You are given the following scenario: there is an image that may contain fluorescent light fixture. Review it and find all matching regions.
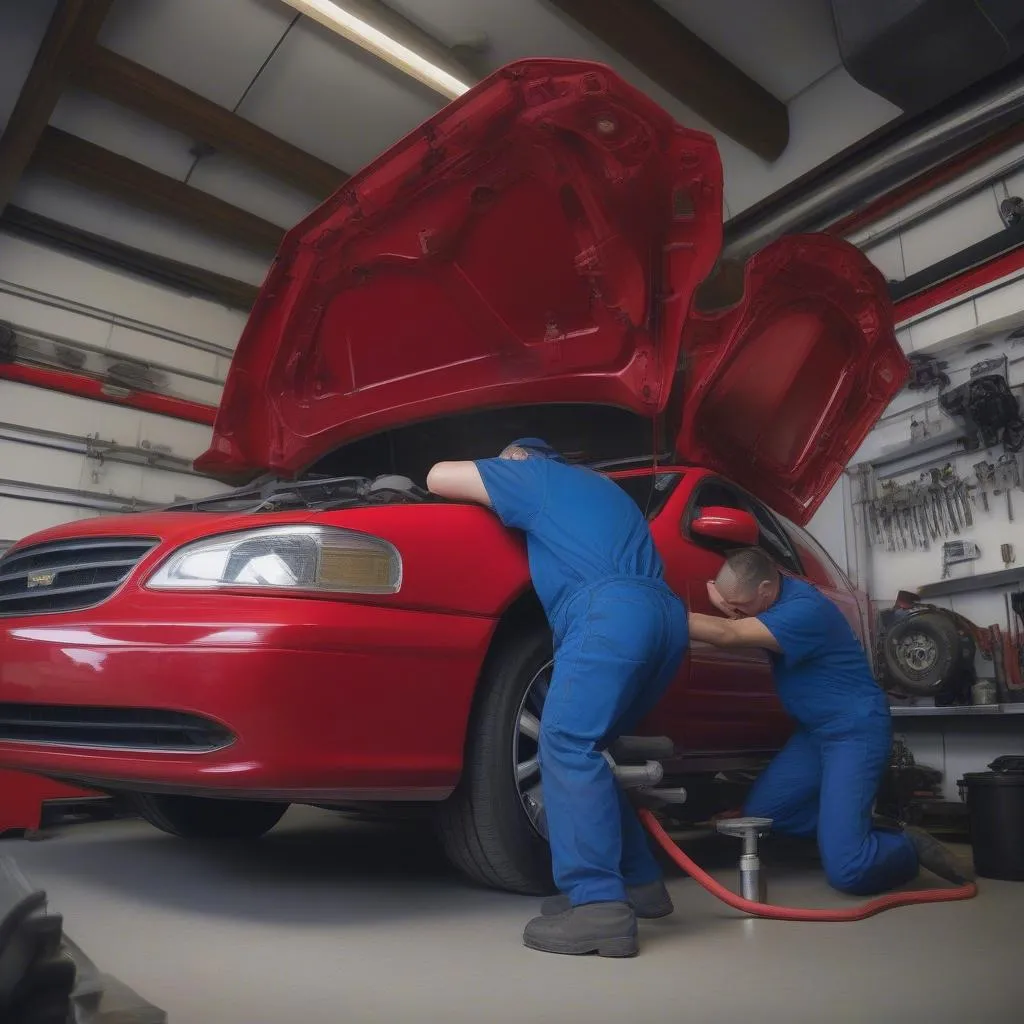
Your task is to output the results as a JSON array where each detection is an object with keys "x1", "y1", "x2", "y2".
[{"x1": 281, "y1": 0, "x2": 474, "y2": 100}]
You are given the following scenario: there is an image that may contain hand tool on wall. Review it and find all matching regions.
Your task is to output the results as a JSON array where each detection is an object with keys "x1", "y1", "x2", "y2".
[
  {"x1": 941, "y1": 540, "x2": 980, "y2": 579},
  {"x1": 1002, "y1": 543, "x2": 1016, "y2": 569},
  {"x1": 974, "y1": 460, "x2": 994, "y2": 512},
  {"x1": 994, "y1": 453, "x2": 1021, "y2": 522},
  {"x1": 940, "y1": 463, "x2": 973, "y2": 528}
]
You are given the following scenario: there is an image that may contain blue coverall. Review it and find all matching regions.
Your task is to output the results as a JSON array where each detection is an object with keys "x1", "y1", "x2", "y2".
[
  {"x1": 475, "y1": 440, "x2": 688, "y2": 907},
  {"x1": 744, "y1": 576, "x2": 919, "y2": 895}
]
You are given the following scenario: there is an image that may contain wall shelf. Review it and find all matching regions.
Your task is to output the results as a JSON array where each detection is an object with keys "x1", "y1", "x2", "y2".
[
  {"x1": 915, "y1": 566, "x2": 1024, "y2": 598},
  {"x1": 890, "y1": 702, "x2": 1024, "y2": 717}
]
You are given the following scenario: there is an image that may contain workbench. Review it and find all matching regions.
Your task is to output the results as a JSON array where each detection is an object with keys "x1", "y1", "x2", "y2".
[{"x1": 889, "y1": 701, "x2": 1024, "y2": 800}]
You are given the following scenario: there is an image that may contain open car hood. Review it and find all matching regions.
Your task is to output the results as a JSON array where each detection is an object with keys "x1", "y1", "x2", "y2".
[
  {"x1": 672, "y1": 233, "x2": 908, "y2": 524},
  {"x1": 195, "y1": 59, "x2": 724, "y2": 481},
  {"x1": 197, "y1": 59, "x2": 907, "y2": 527}
]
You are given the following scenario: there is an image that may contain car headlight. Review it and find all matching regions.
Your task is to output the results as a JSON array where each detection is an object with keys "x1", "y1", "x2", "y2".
[{"x1": 147, "y1": 526, "x2": 401, "y2": 594}]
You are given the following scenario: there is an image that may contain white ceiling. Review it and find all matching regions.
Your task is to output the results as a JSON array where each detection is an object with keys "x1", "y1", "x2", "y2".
[
  {"x1": 0, "y1": 0, "x2": 901, "y2": 287},
  {"x1": 652, "y1": 0, "x2": 841, "y2": 102}
]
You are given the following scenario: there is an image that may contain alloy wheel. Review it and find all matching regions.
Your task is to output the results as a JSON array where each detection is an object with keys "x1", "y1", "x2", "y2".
[{"x1": 512, "y1": 659, "x2": 551, "y2": 838}]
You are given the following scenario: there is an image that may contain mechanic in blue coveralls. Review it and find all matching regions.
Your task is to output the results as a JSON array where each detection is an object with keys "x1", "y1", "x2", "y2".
[
  {"x1": 427, "y1": 439, "x2": 688, "y2": 958},
  {"x1": 690, "y1": 546, "x2": 972, "y2": 895}
]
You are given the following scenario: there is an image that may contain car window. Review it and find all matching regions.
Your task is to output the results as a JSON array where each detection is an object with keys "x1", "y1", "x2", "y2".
[
  {"x1": 779, "y1": 514, "x2": 852, "y2": 591},
  {"x1": 683, "y1": 477, "x2": 803, "y2": 575},
  {"x1": 613, "y1": 472, "x2": 681, "y2": 520}
]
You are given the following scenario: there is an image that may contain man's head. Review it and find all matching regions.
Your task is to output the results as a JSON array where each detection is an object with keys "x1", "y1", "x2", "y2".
[
  {"x1": 713, "y1": 547, "x2": 780, "y2": 617},
  {"x1": 499, "y1": 437, "x2": 567, "y2": 463}
]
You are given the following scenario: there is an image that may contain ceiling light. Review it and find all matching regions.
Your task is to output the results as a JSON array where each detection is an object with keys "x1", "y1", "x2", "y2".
[{"x1": 281, "y1": 0, "x2": 473, "y2": 100}]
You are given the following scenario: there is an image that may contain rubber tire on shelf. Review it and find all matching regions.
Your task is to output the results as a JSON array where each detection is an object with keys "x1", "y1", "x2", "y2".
[
  {"x1": 435, "y1": 624, "x2": 555, "y2": 896},
  {"x1": 881, "y1": 612, "x2": 961, "y2": 696},
  {"x1": 132, "y1": 793, "x2": 288, "y2": 840}
]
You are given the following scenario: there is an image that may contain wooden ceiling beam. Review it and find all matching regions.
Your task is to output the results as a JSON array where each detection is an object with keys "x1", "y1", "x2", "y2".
[
  {"x1": 548, "y1": 0, "x2": 789, "y2": 162},
  {"x1": 72, "y1": 46, "x2": 347, "y2": 200},
  {"x1": 32, "y1": 127, "x2": 285, "y2": 254},
  {"x1": 0, "y1": 205, "x2": 259, "y2": 310},
  {"x1": 0, "y1": 0, "x2": 114, "y2": 212}
]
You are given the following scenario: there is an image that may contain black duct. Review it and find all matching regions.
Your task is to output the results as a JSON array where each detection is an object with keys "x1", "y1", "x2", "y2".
[{"x1": 832, "y1": 0, "x2": 1024, "y2": 114}]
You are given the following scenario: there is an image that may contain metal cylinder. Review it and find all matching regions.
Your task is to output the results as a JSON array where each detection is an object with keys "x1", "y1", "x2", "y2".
[
  {"x1": 723, "y1": 74, "x2": 1024, "y2": 259},
  {"x1": 739, "y1": 852, "x2": 765, "y2": 903}
]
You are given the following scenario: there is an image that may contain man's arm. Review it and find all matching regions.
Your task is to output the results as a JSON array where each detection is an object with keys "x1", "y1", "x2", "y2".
[
  {"x1": 426, "y1": 461, "x2": 492, "y2": 506},
  {"x1": 688, "y1": 612, "x2": 782, "y2": 653}
]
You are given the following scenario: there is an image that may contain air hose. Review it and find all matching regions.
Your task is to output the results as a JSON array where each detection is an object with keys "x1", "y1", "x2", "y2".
[{"x1": 638, "y1": 808, "x2": 978, "y2": 921}]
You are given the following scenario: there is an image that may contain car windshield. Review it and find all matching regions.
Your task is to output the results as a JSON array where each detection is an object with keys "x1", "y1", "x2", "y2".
[
  {"x1": 163, "y1": 476, "x2": 414, "y2": 514},
  {"x1": 613, "y1": 472, "x2": 682, "y2": 520},
  {"x1": 166, "y1": 468, "x2": 682, "y2": 518}
]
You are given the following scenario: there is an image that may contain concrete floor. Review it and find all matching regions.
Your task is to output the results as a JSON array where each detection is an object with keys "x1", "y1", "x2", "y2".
[{"x1": 3, "y1": 806, "x2": 1021, "y2": 1024}]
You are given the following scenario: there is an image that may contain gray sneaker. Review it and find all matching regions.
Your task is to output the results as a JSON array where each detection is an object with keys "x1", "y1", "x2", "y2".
[
  {"x1": 540, "y1": 879, "x2": 674, "y2": 919},
  {"x1": 904, "y1": 826, "x2": 975, "y2": 885},
  {"x1": 523, "y1": 901, "x2": 638, "y2": 957}
]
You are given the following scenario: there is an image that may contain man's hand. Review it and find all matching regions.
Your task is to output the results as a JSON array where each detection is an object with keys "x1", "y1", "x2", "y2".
[
  {"x1": 688, "y1": 611, "x2": 782, "y2": 652},
  {"x1": 707, "y1": 580, "x2": 741, "y2": 618}
]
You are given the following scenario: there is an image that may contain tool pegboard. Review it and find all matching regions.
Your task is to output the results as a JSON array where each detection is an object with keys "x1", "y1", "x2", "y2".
[{"x1": 849, "y1": 337, "x2": 1024, "y2": 606}]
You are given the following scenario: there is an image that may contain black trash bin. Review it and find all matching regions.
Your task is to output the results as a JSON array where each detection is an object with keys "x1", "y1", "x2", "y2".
[{"x1": 960, "y1": 756, "x2": 1024, "y2": 881}]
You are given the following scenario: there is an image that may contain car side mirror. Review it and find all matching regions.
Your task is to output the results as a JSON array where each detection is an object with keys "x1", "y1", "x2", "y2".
[{"x1": 691, "y1": 507, "x2": 759, "y2": 546}]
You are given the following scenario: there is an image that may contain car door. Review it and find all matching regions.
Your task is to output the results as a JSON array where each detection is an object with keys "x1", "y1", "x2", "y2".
[{"x1": 646, "y1": 473, "x2": 794, "y2": 755}]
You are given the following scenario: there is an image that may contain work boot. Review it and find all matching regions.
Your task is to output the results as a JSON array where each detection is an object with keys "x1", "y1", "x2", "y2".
[
  {"x1": 904, "y1": 826, "x2": 975, "y2": 885},
  {"x1": 523, "y1": 902, "x2": 638, "y2": 957},
  {"x1": 540, "y1": 880, "x2": 673, "y2": 919}
]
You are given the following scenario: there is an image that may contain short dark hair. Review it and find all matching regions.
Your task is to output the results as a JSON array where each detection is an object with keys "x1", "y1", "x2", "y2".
[{"x1": 723, "y1": 547, "x2": 777, "y2": 592}]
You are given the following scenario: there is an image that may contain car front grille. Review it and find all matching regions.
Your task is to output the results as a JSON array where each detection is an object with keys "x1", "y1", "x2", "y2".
[
  {"x1": 0, "y1": 537, "x2": 157, "y2": 616},
  {"x1": 0, "y1": 704, "x2": 234, "y2": 752}
]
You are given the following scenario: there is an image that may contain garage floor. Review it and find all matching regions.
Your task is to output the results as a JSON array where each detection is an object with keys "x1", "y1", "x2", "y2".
[{"x1": 4, "y1": 807, "x2": 1020, "y2": 1023}]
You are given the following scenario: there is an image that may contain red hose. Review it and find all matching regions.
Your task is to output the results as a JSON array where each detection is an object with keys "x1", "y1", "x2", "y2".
[{"x1": 639, "y1": 808, "x2": 978, "y2": 922}]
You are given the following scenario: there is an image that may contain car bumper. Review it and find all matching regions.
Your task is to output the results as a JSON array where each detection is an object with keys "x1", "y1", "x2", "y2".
[{"x1": 0, "y1": 594, "x2": 495, "y2": 802}]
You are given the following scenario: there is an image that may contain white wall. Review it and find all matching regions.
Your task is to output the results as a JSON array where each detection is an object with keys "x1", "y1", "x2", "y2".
[
  {"x1": 0, "y1": 234, "x2": 246, "y2": 545},
  {"x1": 799, "y1": 141, "x2": 1024, "y2": 603}
]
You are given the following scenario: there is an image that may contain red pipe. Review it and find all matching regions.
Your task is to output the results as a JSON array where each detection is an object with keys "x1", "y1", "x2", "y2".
[
  {"x1": 639, "y1": 808, "x2": 978, "y2": 922},
  {"x1": 0, "y1": 363, "x2": 216, "y2": 426},
  {"x1": 893, "y1": 243, "x2": 1024, "y2": 323},
  {"x1": 826, "y1": 121, "x2": 1024, "y2": 239}
]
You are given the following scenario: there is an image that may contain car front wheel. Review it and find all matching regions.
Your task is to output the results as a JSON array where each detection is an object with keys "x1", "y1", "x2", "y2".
[
  {"x1": 436, "y1": 623, "x2": 556, "y2": 895},
  {"x1": 132, "y1": 793, "x2": 289, "y2": 840}
]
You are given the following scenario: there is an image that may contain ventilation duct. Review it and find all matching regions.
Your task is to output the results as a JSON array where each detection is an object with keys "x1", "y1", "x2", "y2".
[{"x1": 831, "y1": 0, "x2": 1024, "y2": 114}]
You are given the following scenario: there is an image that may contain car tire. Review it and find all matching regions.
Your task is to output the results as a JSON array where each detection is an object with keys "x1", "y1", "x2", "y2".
[
  {"x1": 436, "y1": 623, "x2": 555, "y2": 896},
  {"x1": 132, "y1": 793, "x2": 289, "y2": 840},
  {"x1": 881, "y1": 612, "x2": 962, "y2": 696}
]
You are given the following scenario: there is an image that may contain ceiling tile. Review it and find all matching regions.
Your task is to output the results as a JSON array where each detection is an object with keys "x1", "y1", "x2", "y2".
[
  {"x1": 50, "y1": 89, "x2": 197, "y2": 180},
  {"x1": 235, "y1": 15, "x2": 444, "y2": 172},
  {"x1": 12, "y1": 172, "x2": 273, "y2": 285},
  {"x1": 99, "y1": 0, "x2": 295, "y2": 108},
  {"x1": 652, "y1": 0, "x2": 840, "y2": 101}
]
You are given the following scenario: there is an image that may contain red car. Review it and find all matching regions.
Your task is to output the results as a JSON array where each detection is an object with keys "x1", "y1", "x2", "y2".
[{"x1": 0, "y1": 60, "x2": 907, "y2": 894}]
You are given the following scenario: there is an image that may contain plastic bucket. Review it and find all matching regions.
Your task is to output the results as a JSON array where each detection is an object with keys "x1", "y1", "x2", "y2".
[{"x1": 961, "y1": 770, "x2": 1024, "y2": 881}]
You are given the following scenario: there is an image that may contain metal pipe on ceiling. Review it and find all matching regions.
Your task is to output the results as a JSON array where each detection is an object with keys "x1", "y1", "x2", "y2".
[
  {"x1": 723, "y1": 74, "x2": 1024, "y2": 260},
  {"x1": 0, "y1": 420, "x2": 206, "y2": 479},
  {"x1": 852, "y1": 152, "x2": 1024, "y2": 249},
  {"x1": 0, "y1": 278, "x2": 236, "y2": 359},
  {"x1": 0, "y1": 477, "x2": 156, "y2": 514},
  {"x1": 6, "y1": 321, "x2": 225, "y2": 389}
]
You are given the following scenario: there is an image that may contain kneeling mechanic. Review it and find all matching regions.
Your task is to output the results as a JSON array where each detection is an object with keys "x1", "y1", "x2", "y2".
[{"x1": 690, "y1": 547, "x2": 972, "y2": 895}]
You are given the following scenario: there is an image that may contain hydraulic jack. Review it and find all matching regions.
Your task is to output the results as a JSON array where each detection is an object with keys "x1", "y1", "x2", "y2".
[{"x1": 602, "y1": 734, "x2": 977, "y2": 922}]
